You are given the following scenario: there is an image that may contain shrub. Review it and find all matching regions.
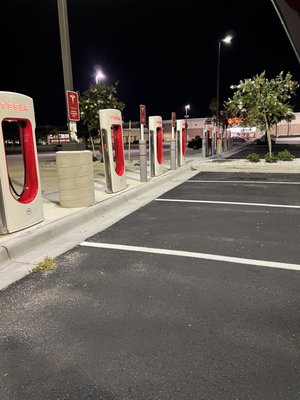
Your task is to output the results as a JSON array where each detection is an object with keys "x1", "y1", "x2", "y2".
[
  {"x1": 276, "y1": 149, "x2": 295, "y2": 161},
  {"x1": 264, "y1": 153, "x2": 278, "y2": 163},
  {"x1": 247, "y1": 153, "x2": 260, "y2": 163}
]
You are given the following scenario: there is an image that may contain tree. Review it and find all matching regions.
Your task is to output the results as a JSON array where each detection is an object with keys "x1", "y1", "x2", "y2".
[
  {"x1": 219, "y1": 109, "x2": 231, "y2": 128},
  {"x1": 209, "y1": 97, "x2": 217, "y2": 115},
  {"x1": 79, "y1": 82, "x2": 125, "y2": 155},
  {"x1": 224, "y1": 71, "x2": 299, "y2": 155}
]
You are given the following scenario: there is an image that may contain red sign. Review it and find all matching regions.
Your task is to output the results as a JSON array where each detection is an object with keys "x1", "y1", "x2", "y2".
[
  {"x1": 171, "y1": 112, "x2": 176, "y2": 128},
  {"x1": 66, "y1": 90, "x2": 80, "y2": 121},
  {"x1": 140, "y1": 104, "x2": 146, "y2": 125}
]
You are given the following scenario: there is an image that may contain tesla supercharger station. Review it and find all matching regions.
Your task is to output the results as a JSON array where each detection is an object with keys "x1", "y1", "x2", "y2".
[
  {"x1": 176, "y1": 119, "x2": 186, "y2": 167},
  {"x1": 202, "y1": 124, "x2": 211, "y2": 157},
  {"x1": 228, "y1": 130, "x2": 233, "y2": 149},
  {"x1": 217, "y1": 126, "x2": 222, "y2": 155},
  {"x1": 207, "y1": 127, "x2": 212, "y2": 156},
  {"x1": 209, "y1": 125, "x2": 216, "y2": 156},
  {"x1": 212, "y1": 124, "x2": 217, "y2": 155},
  {"x1": 202, "y1": 125, "x2": 207, "y2": 157},
  {"x1": 0, "y1": 92, "x2": 44, "y2": 234},
  {"x1": 149, "y1": 116, "x2": 163, "y2": 177},
  {"x1": 223, "y1": 127, "x2": 228, "y2": 151},
  {"x1": 99, "y1": 109, "x2": 126, "y2": 193}
]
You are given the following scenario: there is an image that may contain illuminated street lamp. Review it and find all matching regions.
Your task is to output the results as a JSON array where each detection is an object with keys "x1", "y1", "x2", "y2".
[
  {"x1": 184, "y1": 104, "x2": 190, "y2": 137},
  {"x1": 216, "y1": 35, "x2": 232, "y2": 127},
  {"x1": 95, "y1": 69, "x2": 105, "y2": 84},
  {"x1": 185, "y1": 104, "x2": 190, "y2": 118}
]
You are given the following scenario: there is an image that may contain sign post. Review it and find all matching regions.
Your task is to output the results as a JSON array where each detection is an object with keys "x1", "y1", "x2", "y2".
[
  {"x1": 139, "y1": 104, "x2": 147, "y2": 182},
  {"x1": 170, "y1": 112, "x2": 176, "y2": 170},
  {"x1": 140, "y1": 104, "x2": 146, "y2": 140},
  {"x1": 66, "y1": 90, "x2": 80, "y2": 142}
]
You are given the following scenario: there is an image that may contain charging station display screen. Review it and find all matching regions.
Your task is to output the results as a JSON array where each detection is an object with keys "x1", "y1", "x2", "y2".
[{"x1": 1, "y1": 119, "x2": 38, "y2": 204}]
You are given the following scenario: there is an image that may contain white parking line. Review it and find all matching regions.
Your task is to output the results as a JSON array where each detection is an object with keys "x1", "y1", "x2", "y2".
[
  {"x1": 155, "y1": 198, "x2": 300, "y2": 209},
  {"x1": 188, "y1": 180, "x2": 300, "y2": 185},
  {"x1": 80, "y1": 241, "x2": 300, "y2": 271}
]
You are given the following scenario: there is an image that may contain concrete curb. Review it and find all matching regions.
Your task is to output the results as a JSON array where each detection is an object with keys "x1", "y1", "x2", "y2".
[
  {"x1": 0, "y1": 143, "x2": 255, "y2": 290},
  {"x1": 0, "y1": 247, "x2": 9, "y2": 266},
  {"x1": 0, "y1": 142, "x2": 245, "y2": 266},
  {"x1": 0, "y1": 162, "x2": 199, "y2": 290}
]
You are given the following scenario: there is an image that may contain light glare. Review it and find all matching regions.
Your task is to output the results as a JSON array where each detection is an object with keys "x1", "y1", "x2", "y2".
[
  {"x1": 95, "y1": 69, "x2": 105, "y2": 84},
  {"x1": 222, "y1": 35, "x2": 232, "y2": 44}
]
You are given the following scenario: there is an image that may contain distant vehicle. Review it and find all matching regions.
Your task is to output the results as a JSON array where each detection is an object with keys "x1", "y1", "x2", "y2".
[
  {"x1": 233, "y1": 137, "x2": 246, "y2": 142},
  {"x1": 254, "y1": 135, "x2": 276, "y2": 145},
  {"x1": 188, "y1": 135, "x2": 202, "y2": 150},
  {"x1": 37, "y1": 138, "x2": 47, "y2": 145}
]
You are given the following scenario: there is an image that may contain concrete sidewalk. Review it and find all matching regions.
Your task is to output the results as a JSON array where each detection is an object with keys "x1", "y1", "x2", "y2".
[{"x1": 2, "y1": 140, "x2": 298, "y2": 290}]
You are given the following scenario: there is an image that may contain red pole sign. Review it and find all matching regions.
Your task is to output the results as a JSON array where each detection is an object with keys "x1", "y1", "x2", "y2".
[
  {"x1": 140, "y1": 104, "x2": 146, "y2": 125},
  {"x1": 66, "y1": 90, "x2": 80, "y2": 121},
  {"x1": 171, "y1": 112, "x2": 176, "y2": 128}
]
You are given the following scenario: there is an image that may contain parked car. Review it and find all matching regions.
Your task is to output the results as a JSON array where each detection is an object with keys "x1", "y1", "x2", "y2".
[
  {"x1": 255, "y1": 135, "x2": 276, "y2": 145},
  {"x1": 188, "y1": 135, "x2": 202, "y2": 150},
  {"x1": 233, "y1": 136, "x2": 246, "y2": 142}
]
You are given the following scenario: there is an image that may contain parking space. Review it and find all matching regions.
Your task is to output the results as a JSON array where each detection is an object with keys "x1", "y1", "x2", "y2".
[
  {"x1": 0, "y1": 172, "x2": 299, "y2": 399},
  {"x1": 228, "y1": 142, "x2": 300, "y2": 159},
  {"x1": 86, "y1": 172, "x2": 300, "y2": 265}
]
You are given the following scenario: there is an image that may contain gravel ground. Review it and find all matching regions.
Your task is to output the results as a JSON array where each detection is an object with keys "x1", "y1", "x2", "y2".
[{"x1": 192, "y1": 158, "x2": 300, "y2": 173}]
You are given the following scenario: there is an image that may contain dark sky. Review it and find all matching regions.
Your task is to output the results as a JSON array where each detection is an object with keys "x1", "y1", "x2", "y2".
[{"x1": 1, "y1": 0, "x2": 300, "y2": 126}]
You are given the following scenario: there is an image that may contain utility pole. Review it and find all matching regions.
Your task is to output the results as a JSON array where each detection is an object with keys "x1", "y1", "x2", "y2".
[{"x1": 57, "y1": 0, "x2": 78, "y2": 142}]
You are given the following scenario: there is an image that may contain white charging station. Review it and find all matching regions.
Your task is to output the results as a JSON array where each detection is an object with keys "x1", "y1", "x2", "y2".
[
  {"x1": 207, "y1": 125, "x2": 212, "y2": 156},
  {"x1": 149, "y1": 116, "x2": 163, "y2": 177},
  {"x1": 99, "y1": 109, "x2": 126, "y2": 193},
  {"x1": 176, "y1": 119, "x2": 186, "y2": 167},
  {"x1": 0, "y1": 92, "x2": 44, "y2": 234}
]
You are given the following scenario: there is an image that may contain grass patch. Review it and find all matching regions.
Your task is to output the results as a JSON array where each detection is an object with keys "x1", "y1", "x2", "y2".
[{"x1": 31, "y1": 256, "x2": 56, "y2": 273}]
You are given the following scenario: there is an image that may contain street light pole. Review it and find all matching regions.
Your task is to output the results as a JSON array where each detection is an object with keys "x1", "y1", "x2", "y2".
[
  {"x1": 57, "y1": 0, "x2": 73, "y2": 95},
  {"x1": 216, "y1": 40, "x2": 221, "y2": 129},
  {"x1": 185, "y1": 104, "x2": 190, "y2": 140},
  {"x1": 216, "y1": 35, "x2": 232, "y2": 128},
  {"x1": 57, "y1": 0, "x2": 78, "y2": 142}
]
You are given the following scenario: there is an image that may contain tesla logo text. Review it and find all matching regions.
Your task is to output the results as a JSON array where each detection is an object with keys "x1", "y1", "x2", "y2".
[
  {"x1": 69, "y1": 94, "x2": 76, "y2": 104},
  {"x1": 110, "y1": 116, "x2": 121, "y2": 121},
  {"x1": 0, "y1": 102, "x2": 29, "y2": 111}
]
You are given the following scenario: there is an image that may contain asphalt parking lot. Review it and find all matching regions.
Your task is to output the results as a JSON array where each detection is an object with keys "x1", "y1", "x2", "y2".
[
  {"x1": 228, "y1": 141, "x2": 300, "y2": 159},
  {"x1": 0, "y1": 172, "x2": 299, "y2": 400}
]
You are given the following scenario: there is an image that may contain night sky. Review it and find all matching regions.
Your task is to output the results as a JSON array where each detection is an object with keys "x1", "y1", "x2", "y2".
[{"x1": 1, "y1": 0, "x2": 299, "y2": 126}]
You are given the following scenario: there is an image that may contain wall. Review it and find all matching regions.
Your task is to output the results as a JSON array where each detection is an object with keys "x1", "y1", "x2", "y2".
[{"x1": 270, "y1": 112, "x2": 300, "y2": 136}]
